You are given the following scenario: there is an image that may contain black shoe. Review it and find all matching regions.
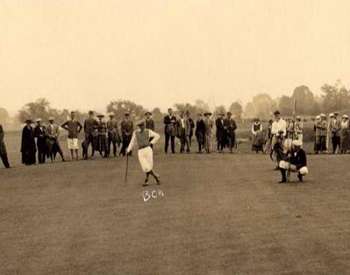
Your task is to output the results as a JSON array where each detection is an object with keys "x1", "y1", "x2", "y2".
[
  {"x1": 279, "y1": 179, "x2": 287, "y2": 184},
  {"x1": 143, "y1": 178, "x2": 149, "y2": 187},
  {"x1": 298, "y1": 173, "x2": 303, "y2": 182}
]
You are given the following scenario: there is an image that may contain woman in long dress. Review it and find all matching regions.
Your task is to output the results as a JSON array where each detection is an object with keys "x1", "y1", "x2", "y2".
[
  {"x1": 127, "y1": 120, "x2": 160, "y2": 186},
  {"x1": 251, "y1": 118, "x2": 264, "y2": 153},
  {"x1": 21, "y1": 119, "x2": 36, "y2": 165},
  {"x1": 340, "y1": 115, "x2": 349, "y2": 154}
]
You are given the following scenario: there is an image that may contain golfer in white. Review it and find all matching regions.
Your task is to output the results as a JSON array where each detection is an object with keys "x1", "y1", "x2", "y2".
[{"x1": 127, "y1": 120, "x2": 161, "y2": 186}]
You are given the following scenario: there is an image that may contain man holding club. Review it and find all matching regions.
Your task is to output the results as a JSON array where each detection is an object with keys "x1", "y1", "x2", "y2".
[{"x1": 126, "y1": 119, "x2": 161, "y2": 187}]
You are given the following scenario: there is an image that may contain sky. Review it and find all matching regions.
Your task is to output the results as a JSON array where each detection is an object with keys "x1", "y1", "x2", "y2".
[{"x1": 1, "y1": 0, "x2": 350, "y2": 114}]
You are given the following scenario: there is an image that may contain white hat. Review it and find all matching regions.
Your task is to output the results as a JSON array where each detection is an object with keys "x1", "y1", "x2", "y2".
[
  {"x1": 36, "y1": 118, "x2": 42, "y2": 122},
  {"x1": 48, "y1": 117, "x2": 54, "y2": 121},
  {"x1": 316, "y1": 115, "x2": 321, "y2": 119},
  {"x1": 329, "y1": 113, "x2": 334, "y2": 117},
  {"x1": 292, "y1": 139, "x2": 302, "y2": 147},
  {"x1": 343, "y1": 114, "x2": 349, "y2": 119},
  {"x1": 320, "y1": 113, "x2": 326, "y2": 117}
]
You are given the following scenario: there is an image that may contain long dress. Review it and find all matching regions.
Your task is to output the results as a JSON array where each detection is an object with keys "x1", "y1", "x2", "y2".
[
  {"x1": 21, "y1": 125, "x2": 36, "y2": 165},
  {"x1": 340, "y1": 120, "x2": 350, "y2": 153},
  {"x1": 251, "y1": 122, "x2": 264, "y2": 152}
]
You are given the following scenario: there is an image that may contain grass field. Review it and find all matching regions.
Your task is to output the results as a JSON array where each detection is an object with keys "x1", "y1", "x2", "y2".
[{"x1": 1, "y1": 132, "x2": 350, "y2": 274}]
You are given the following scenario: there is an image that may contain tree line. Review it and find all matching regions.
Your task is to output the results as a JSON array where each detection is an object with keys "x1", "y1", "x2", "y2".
[{"x1": 1, "y1": 80, "x2": 350, "y2": 129}]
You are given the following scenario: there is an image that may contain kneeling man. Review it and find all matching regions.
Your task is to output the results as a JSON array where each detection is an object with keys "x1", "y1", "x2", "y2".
[
  {"x1": 279, "y1": 139, "x2": 308, "y2": 183},
  {"x1": 127, "y1": 120, "x2": 161, "y2": 186}
]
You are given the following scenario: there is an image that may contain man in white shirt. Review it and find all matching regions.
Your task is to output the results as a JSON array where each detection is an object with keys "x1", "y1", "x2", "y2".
[{"x1": 271, "y1": 110, "x2": 287, "y2": 138}]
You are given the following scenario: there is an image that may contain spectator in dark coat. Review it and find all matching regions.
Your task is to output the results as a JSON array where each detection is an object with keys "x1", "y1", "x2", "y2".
[
  {"x1": 223, "y1": 112, "x2": 237, "y2": 153},
  {"x1": 215, "y1": 113, "x2": 226, "y2": 152},
  {"x1": 163, "y1": 108, "x2": 177, "y2": 154},
  {"x1": 120, "y1": 112, "x2": 134, "y2": 156},
  {"x1": 21, "y1": 119, "x2": 36, "y2": 165},
  {"x1": 34, "y1": 118, "x2": 47, "y2": 164},
  {"x1": 83, "y1": 110, "x2": 98, "y2": 159},
  {"x1": 0, "y1": 124, "x2": 10, "y2": 168},
  {"x1": 195, "y1": 113, "x2": 206, "y2": 153}
]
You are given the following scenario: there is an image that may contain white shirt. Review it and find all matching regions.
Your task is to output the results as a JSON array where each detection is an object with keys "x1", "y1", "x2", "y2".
[{"x1": 271, "y1": 118, "x2": 287, "y2": 137}]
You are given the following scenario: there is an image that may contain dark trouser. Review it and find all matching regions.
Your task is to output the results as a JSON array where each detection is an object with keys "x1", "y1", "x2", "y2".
[
  {"x1": 332, "y1": 136, "x2": 340, "y2": 154},
  {"x1": 227, "y1": 133, "x2": 236, "y2": 152},
  {"x1": 47, "y1": 138, "x2": 64, "y2": 161},
  {"x1": 189, "y1": 133, "x2": 193, "y2": 147},
  {"x1": 217, "y1": 137, "x2": 224, "y2": 151},
  {"x1": 37, "y1": 139, "x2": 46, "y2": 164},
  {"x1": 180, "y1": 134, "x2": 190, "y2": 153},
  {"x1": 315, "y1": 136, "x2": 326, "y2": 152},
  {"x1": 120, "y1": 135, "x2": 132, "y2": 156},
  {"x1": 84, "y1": 133, "x2": 95, "y2": 158},
  {"x1": 165, "y1": 134, "x2": 175, "y2": 153},
  {"x1": 0, "y1": 152, "x2": 10, "y2": 168},
  {"x1": 98, "y1": 135, "x2": 107, "y2": 157},
  {"x1": 107, "y1": 134, "x2": 118, "y2": 157}
]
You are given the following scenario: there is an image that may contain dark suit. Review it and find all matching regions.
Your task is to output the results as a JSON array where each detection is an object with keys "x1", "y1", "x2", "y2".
[
  {"x1": 0, "y1": 124, "x2": 10, "y2": 168},
  {"x1": 224, "y1": 118, "x2": 237, "y2": 152},
  {"x1": 83, "y1": 118, "x2": 98, "y2": 158},
  {"x1": 164, "y1": 115, "x2": 177, "y2": 153},
  {"x1": 21, "y1": 125, "x2": 36, "y2": 165},
  {"x1": 195, "y1": 119, "x2": 206, "y2": 153},
  {"x1": 34, "y1": 125, "x2": 47, "y2": 163},
  {"x1": 215, "y1": 118, "x2": 225, "y2": 151},
  {"x1": 178, "y1": 118, "x2": 191, "y2": 153},
  {"x1": 120, "y1": 120, "x2": 134, "y2": 156}
]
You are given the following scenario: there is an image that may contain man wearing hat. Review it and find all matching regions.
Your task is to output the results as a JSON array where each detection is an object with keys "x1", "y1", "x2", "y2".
[
  {"x1": 340, "y1": 114, "x2": 349, "y2": 154},
  {"x1": 215, "y1": 113, "x2": 226, "y2": 152},
  {"x1": 330, "y1": 112, "x2": 341, "y2": 154},
  {"x1": 278, "y1": 139, "x2": 308, "y2": 183},
  {"x1": 0, "y1": 123, "x2": 10, "y2": 168},
  {"x1": 96, "y1": 114, "x2": 108, "y2": 158},
  {"x1": 34, "y1": 118, "x2": 47, "y2": 164},
  {"x1": 223, "y1": 112, "x2": 237, "y2": 153},
  {"x1": 177, "y1": 111, "x2": 192, "y2": 153},
  {"x1": 83, "y1": 110, "x2": 98, "y2": 159},
  {"x1": 46, "y1": 117, "x2": 65, "y2": 162},
  {"x1": 61, "y1": 111, "x2": 83, "y2": 160},
  {"x1": 326, "y1": 113, "x2": 334, "y2": 152},
  {"x1": 204, "y1": 112, "x2": 214, "y2": 153},
  {"x1": 163, "y1": 108, "x2": 177, "y2": 154},
  {"x1": 195, "y1": 113, "x2": 206, "y2": 153},
  {"x1": 295, "y1": 116, "x2": 304, "y2": 144},
  {"x1": 21, "y1": 119, "x2": 36, "y2": 165},
  {"x1": 315, "y1": 114, "x2": 327, "y2": 154},
  {"x1": 120, "y1": 112, "x2": 134, "y2": 156},
  {"x1": 145, "y1": 111, "x2": 155, "y2": 131},
  {"x1": 127, "y1": 120, "x2": 161, "y2": 186},
  {"x1": 106, "y1": 113, "x2": 120, "y2": 157}
]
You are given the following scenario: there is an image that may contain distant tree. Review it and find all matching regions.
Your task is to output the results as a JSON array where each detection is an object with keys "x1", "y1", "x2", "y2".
[
  {"x1": 106, "y1": 99, "x2": 146, "y2": 120},
  {"x1": 321, "y1": 80, "x2": 350, "y2": 113},
  {"x1": 173, "y1": 103, "x2": 197, "y2": 115},
  {"x1": 194, "y1": 99, "x2": 210, "y2": 113},
  {"x1": 278, "y1": 95, "x2": 294, "y2": 116},
  {"x1": 213, "y1": 105, "x2": 227, "y2": 116},
  {"x1": 251, "y1": 93, "x2": 275, "y2": 119},
  {"x1": 150, "y1": 107, "x2": 164, "y2": 122},
  {"x1": 243, "y1": 102, "x2": 256, "y2": 119},
  {"x1": 291, "y1": 85, "x2": 319, "y2": 115},
  {"x1": 229, "y1": 101, "x2": 243, "y2": 120},
  {"x1": 18, "y1": 98, "x2": 51, "y2": 122}
]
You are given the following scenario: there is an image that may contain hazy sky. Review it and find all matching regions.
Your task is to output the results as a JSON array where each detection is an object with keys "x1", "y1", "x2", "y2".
[{"x1": 1, "y1": 0, "x2": 350, "y2": 114}]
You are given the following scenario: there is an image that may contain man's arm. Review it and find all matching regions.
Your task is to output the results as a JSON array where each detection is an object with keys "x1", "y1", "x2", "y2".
[
  {"x1": 149, "y1": 130, "x2": 160, "y2": 145},
  {"x1": 126, "y1": 131, "x2": 136, "y2": 153}
]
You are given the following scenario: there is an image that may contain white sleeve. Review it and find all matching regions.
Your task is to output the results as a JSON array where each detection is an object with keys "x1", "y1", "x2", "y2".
[
  {"x1": 126, "y1": 131, "x2": 136, "y2": 153},
  {"x1": 148, "y1": 130, "x2": 160, "y2": 145},
  {"x1": 251, "y1": 125, "x2": 256, "y2": 135},
  {"x1": 271, "y1": 122, "x2": 278, "y2": 135},
  {"x1": 282, "y1": 120, "x2": 287, "y2": 136}
]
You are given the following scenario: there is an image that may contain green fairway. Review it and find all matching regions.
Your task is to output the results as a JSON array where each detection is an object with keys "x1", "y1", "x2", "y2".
[{"x1": 1, "y1": 151, "x2": 350, "y2": 274}]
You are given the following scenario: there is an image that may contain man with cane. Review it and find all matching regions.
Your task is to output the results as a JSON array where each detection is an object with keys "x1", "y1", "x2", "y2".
[{"x1": 126, "y1": 120, "x2": 161, "y2": 186}]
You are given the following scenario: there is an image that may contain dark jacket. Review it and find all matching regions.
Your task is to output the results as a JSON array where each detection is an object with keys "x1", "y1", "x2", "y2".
[
  {"x1": 21, "y1": 125, "x2": 36, "y2": 165},
  {"x1": 290, "y1": 148, "x2": 307, "y2": 169},
  {"x1": 145, "y1": 119, "x2": 155, "y2": 131},
  {"x1": 164, "y1": 115, "x2": 177, "y2": 136},
  {"x1": 223, "y1": 118, "x2": 237, "y2": 135},
  {"x1": 215, "y1": 118, "x2": 225, "y2": 139}
]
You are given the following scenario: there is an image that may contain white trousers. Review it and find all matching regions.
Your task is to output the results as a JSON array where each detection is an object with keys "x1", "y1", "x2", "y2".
[
  {"x1": 138, "y1": 146, "x2": 153, "y2": 173},
  {"x1": 279, "y1": 160, "x2": 308, "y2": 175}
]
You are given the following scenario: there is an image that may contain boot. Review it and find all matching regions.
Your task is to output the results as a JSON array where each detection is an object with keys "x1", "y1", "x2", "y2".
[{"x1": 279, "y1": 168, "x2": 287, "y2": 183}]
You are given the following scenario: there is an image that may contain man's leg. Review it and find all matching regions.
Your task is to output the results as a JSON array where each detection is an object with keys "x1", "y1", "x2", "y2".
[
  {"x1": 56, "y1": 142, "x2": 65, "y2": 161},
  {"x1": 70, "y1": 149, "x2": 74, "y2": 160},
  {"x1": 171, "y1": 136, "x2": 175, "y2": 153},
  {"x1": 0, "y1": 153, "x2": 10, "y2": 168},
  {"x1": 278, "y1": 160, "x2": 289, "y2": 183},
  {"x1": 149, "y1": 170, "x2": 160, "y2": 184},
  {"x1": 180, "y1": 134, "x2": 185, "y2": 153},
  {"x1": 185, "y1": 136, "x2": 190, "y2": 153},
  {"x1": 75, "y1": 149, "x2": 79, "y2": 160},
  {"x1": 165, "y1": 134, "x2": 170, "y2": 153}
]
